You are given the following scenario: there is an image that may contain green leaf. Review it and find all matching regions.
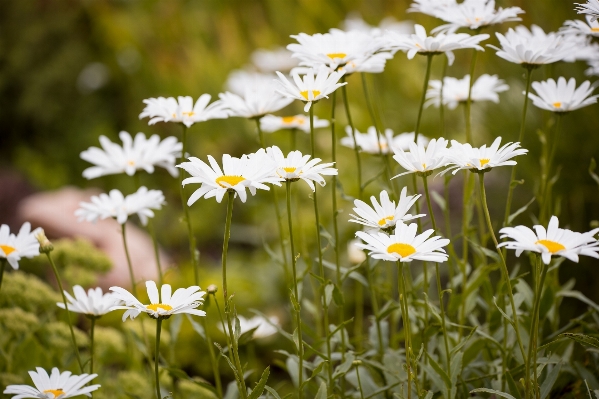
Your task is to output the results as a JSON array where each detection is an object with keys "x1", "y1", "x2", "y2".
[
  {"x1": 431, "y1": 190, "x2": 446, "y2": 211},
  {"x1": 332, "y1": 352, "x2": 355, "y2": 380},
  {"x1": 185, "y1": 314, "x2": 205, "y2": 340},
  {"x1": 506, "y1": 370, "x2": 522, "y2": 399},
  {"x1": 589, "y1": 158, "x2": 599, "y2": 187},
  {"x1": 234, "y1": 313, "x2": 241, "y2": 342},
  {"x1": 425, "y1": 351, "x2": 450, "y2": 388},
  {"x1": 315, "y1": 381, "x2": 327, "y2": 399},
  {"x1": 540, "y1": 363, "x2": 561, "y2": 399},
  {"x1": 324, "y1": 283, "x2": 334, "y2": 307},
  {"x1": 376, "y1": 300, "x2": 399, "y2": 321},
  {"x1": 557, "y1": 290, "x2": 599, "y2": 313},
  {"x1": 238, "y1": 326, "x2": 259, "y2": 345},
  {"x1": 508, "y1": 197, "x2": 536, "y2": 225},
  {"x1": 559, "y1": 333, "x2": 599, "y2": 349},
  {"x1": 493, "y1": 296, "x2": 515, "y2": 326},
  {"x1": 214, "y1": 343, "x2": 241, "y2": 381},
  {"x1": 264, "y1": 386, "x2": 283, "y2": 399},
  {"x1": 470, "y1": 388, "x2": 517, "y2": 399},
  {"x1": 248, "y1": 366, "x2": 270, "y2": 399},
  {"x1": 332, "y1": 284, "x2": 344, "y2": 306},
  {"x1": 308, "y1": 271, "x2": 325, "y2": 285}
]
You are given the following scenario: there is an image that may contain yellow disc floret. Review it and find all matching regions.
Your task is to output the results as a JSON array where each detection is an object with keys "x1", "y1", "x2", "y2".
[
  {"x1": 216, "y1": 175, "x2": 246, "y2": 188},
  {"x1": 300, "y1": 90, "x2": 321, "y2": 100},
  {"x1": 327, "y1": 53, "x2": 347, "y2": 59},
  {"x1": 43, "y1": 389, "x2": 65, "y2": 398},
  {"x1": 535, "y1": 239, "x2": 565, "y2": 253},
  {"x1": 378, "y1": 216, "x2": 394, "y2": 226},
  {"x1": 479, "y1": 159, "x2": 490, "y2": 167},
  {"x1": 0, "y1": 245, "x2": 16, "y2": 256},
  {"x1": 146, "y1": 303, "x2": 173, "y2": 312},
  {"x1": 387, "y1": 243, "x2": 417, "y2": 258}
]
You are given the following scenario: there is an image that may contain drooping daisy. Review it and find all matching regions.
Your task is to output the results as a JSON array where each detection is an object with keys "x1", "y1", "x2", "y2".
[
  {"x1": 498, "y1": 216, "x2": 599, "y2": 264},
  {"x1": 218, "y1": 70, "x2": 293, "y2": 119},
  {"x1": 251, "y1": 47, "x2": 299, "y2": 73},
  {"x1": 110, "y1": 280, "x2": 206, "y2": 321},
  {"x1": 219, "y1": 314, "x2": 279, "y2": 339},
  {"x1": 489, "y1": 25, "x2": 572, "y2": 66},
  {"x1": 288, "y1": 29, "x2": 387, "y2": 72},
  {"x1": 425, "y1": 74, "x2": 509, "y2": 110},
  {"x1": 341, "y1": 126, "x2": 430, "y2": 154},
  {"x1": 576, "y1": 0, "x2": 599, "y2": 22},
  {"x1": 3, "y1": 367, "x2": 100, "y2": 399},
  {"x1": 526, "y1": 77, "x2": 599, "y2": 113},
  {"x1": 57, "y1": 286, "x2": 120, "y2": 318},
  {"x1": 80, "y1": 131, "x2": 182, "y2": 179},
  {"x1": 260, "y1": 114, "x2": 330, "y2": 133},
  {"x1": 560, "y1": 15, "x2": 599, "y2": 38},
  {"x1": 392, "y1": 137, "x2": 450, "y2": 177},
  {"x1": 275, "y1": 67, "x2": 347, "y2": 111},
  {"x1": 356, "y1": 222, "x2": 450, "y2": 262},
  {"x1": 384, "y1": 24, "x2": 490, "y2": 65},
  {"x1": 431, "y1": 0, "x2": 524, "y2": 34},
  {"x1": 349, "y1": 188, "x2": 424, "y2": 231},
  {"x1": 74, "y1": 187, "x2": 165, "y2": 225},
  {"x1": 139, "y1": 95, "x2": 229, "y2": 127},
  {"x1": 266, "y1": 146, "x2": 338, "y2": 191},
  {"x1": 442, "y1": 137, "x2": 528, "y2": 174},
  {"x1": 177, "y1": 149, "x2": 282, "y2": 204},
  {"x1": 0, "y1": 222, "x2": 41, "y2": 270}
]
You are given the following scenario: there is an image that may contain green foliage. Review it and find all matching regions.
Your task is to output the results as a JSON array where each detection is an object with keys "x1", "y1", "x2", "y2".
[{"x1": 0, "y1": 271, "x2": 61, "y2": 313}]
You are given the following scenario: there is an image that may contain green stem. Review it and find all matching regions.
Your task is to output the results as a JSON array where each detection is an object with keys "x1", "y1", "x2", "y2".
[
  {"x1": 477, "y1": 173, "x2": 526, "y2": 361},
  {"x1": 255, "y1": 117, "x2": 265, "y2": 148},
  {"x1": 365, "y1": 257, "x2": 384, "y2": 358},
  {"x1": 464, "y1": 49, "x2": 478, "y2": 144},
  {"x1": 202, "y1": 313, "x2": 223, "y2": 398},
  {"x1": 342, "y1": 77, "x2": 363, "y2": 199},
  {"x1": 0, "y1": 259, "x2": 6, "y2": 294},
  {"x1": 458, "y1": 172, "x2": 475, "y2": 338},
  {"x1": 155, "y1": 318, "x2": 162, "y2": 399},
  {"x1": 213, "y1": 294, "x2": 232, "y2": 356},
  {"x1": 526, "y1": 256, "x2": 548, "y2": 399},
  {"x1": 121, "y1": 224, "x2": 137, "y2": 297},
  {"x1": 397, "y1": 261, "x2": 412, "y2": 399},
  {"x1": 286, "y1": 182, "x2": 308, "y2": 396},
  {"x1": 503, "y1": 67, "x2": 534, "y2": 229},
  {"x1": 421, "y1": 175, "x2": 437, "y2": 232},
  {"x1": 148, "y1": 220, "x2": 163, "y2": 287},
  {"x1": 290, "y1": 128, "x2": 297, "y2": 151},
  {"x1": 414, "y1": 54, "x2": 434, "y2": 143},
  {"x1": 540, "y1": 114, "x2": 563, "y2": 224},
  {"x1": 179, "y1": 125, "x2": 199, "y2": 285},
  {"x1": 46, "y1": 252, "x2": 84, "y2": 373},
  {"x1": 439, "y1": 56, "x2": 448, "y2": 137},
  {"x1": 90, "y1": 317, "x2": 96, "y2": 374},
  {"x1": 355, "y1": 363, "x2": 366, "y2": 399}
]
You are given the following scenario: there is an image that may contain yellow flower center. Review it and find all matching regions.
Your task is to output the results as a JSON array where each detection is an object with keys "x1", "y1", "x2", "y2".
[
  {"x1": 553, "y1": 102, "x2": 562, "y2": 108},
  {"x1": 146, "y1": 303, "x2": 173, "y2": 312},
  {"x1": 535, "y1": 239, "x2": 565, "y2": 253},
  {"x1": 215, "y1": 175, "x2": 246, "y2": 188},
  {"x1": 415, "y1": 43, "x2": 422, "y2": 48},
  {"x1": 283, "y1": 167, "x2": 297, "y2": 173},
  {"x1": 378, "y1": 216, "x2": 394, "y2": 226},
  {"x1": 422, "y1": 163, "x2": 427, "y2": 169},
  {"x1": 43, "y1": 389, "x2": 65, "y2": 398},
  {"x1": 387, "y1": 243, "x2": 417, "y2": 258},
  {"x1": 127, "y1": 160, "x2": 135, "y2": 166},
  {"x1": 300, "y1": 90, "x2": 321, "y2": 100},
  {"x1": 282, "y1": 116, "x2": 301, "y2": 124},
  {"x1": 0, "y1": 245, "x2": 16, "y2": 256},
  {"x1": 479, "y1": 158, "x2": 490, "y2": 167},
  {"x1": 182, "y1": 111, "x2": 195, "y2": 117},
  {"x1": 327, "y1": 53, "x2": 347, "y2": 59},
  {"x1": 592, "y1": 27, "x2": 599, "y2": 32}
]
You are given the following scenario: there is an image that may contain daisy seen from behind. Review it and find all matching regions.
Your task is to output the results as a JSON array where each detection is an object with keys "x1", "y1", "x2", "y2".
[
  {"x1": 139, "y1": 95, "x2": 229, "y2": 128},
  {"x1": 350, "y1": 187, "x2": 424, "y2": 232},
  {"x1": 431, "y1": 0, "x2": 524, "y2": 34},
  {"x1": 260, "y1": 114, "x2": 329, "y2": 133},
  {"x1": 443, "y1": 137, "x2": 528, "y2": 174},
  {"x1": 57, "y1": 286, "x2": 120, "y2": 318},
  {"x1": 425, "y1": 74, "x2": 509, "y2": 110},
  {"x1": 74, "y1": 186, "x2": 165, "y2": 225},
  {"x1": 392, "y1": 137, "x2": 449, "y2": 177},
  {"x1": 177, "y1": 149, "x2": 282, "y2": 205},
  {"x1": 275, "y1": 67, "x2": 347, "y2": 111},
  {"x1": 266, "y1": 145, "x2": 338, "y2": 191},
  {"x1": 3, "y1": 367, "x2": 100, "y2": 399},
  {"x1": 526, "y1": 77, "x2": 599, "y2": 113},
  {"x1": 356, "y1": 222, "x2": 450, "y2": 263},
  {"x1": 341, "y1": 126, "x2": 430, "y2": 154},
  {"x1": 560, "y1": 15, "x2": 599, "y2": 38},
  {"x1": 0, "y1": 222, "x2": 41, "y2": 270},
  {"x1": 110, "y1": 280, "x2": 206, "y2": 321},
  {"x1": 80, "y1": 131, "x2": 182, "y2": 179},
  {"x1": 498, "y1": 215, "x2": 599, "y2": 264},
  {"x1": 251, "y1": 47, "x2": 299, "y2": 73},
  {"x1": 576, "y1": 0, "x2": 599, "y2": 22}
]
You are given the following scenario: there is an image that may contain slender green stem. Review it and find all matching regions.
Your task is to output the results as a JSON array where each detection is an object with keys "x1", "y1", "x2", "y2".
[
  {"x1": 414, "y1": 54, "x2": 434, "y2": 143},
  {"x1": 155, "y1": 319, "x2": 162, "y2": 399},
  {"x1": 179, "y1": 125, "x2": 199, "y2": 285},
  {"x1": 90, "y1": 317, "x2": 96, "y2": 374},
  {"x1": 290, "y1": 128, "x2": 297, "y2": 151},
  {"x1": 439, "y1": 56, "x2": 448, "y2": 137},
  {"x1": 355, "y1": 363, "x2": 366, "y2": 399},
  {"x1": 458, "y1": 172, "x2": 475, "y2": 338},
  {"x1": 148, "y1": 220, "x2": 163, "y2": 287},
  {"x1": 201, "y1": 303, "x2": 223, "y2": 398},
  {"x1": 285, "y1": 182, "x2": 308, "y2": 396},
  {"x1": 212, "y1": 294, "x2": 231, "y2": 355},
  {"x1": 464, "y1": 49, "x2": 478, "y2": 144},
  {"x1": 526, "y1": 256, "x2": 548, "y2": 399},
  {"x1": 46, "y1": 252, "x2": 84, "y2": 372},
  {"x1": 330, "y1": 90, "x2": 342, "y2": 298},
  {"x1": 540, "y1": 114, "x2": 563, "y2": 224},
  {"x1": 365, "y1": 257, "x2": 384, "y2": 358},
  {"x1": 397, "y1": 261, "x2": 412, "y2": 399},
  {"x1": 477, "y1": 173, "x2": 526, "y2": 361},
  {"x1": 443, "y1": 176, "x2": 457, "y2": 294},
  {"x1": 0, "y1": 259, "x2": 6, "y2": 294},
  {"x1": 121, "y1": 224, "x2": 137, "y2": 297},
  {"x1": 342, "y1": 77, "x2": 362, "y2": 199},
  {"x1": 421, "y1": 176, "x2": 437, "y2": 232},
  {"x1": 503, "y1": 67, "x2": 534, "y2": 228},
  {"x1": 255, "y1": 117, "x2": 265, "y2": 148}
]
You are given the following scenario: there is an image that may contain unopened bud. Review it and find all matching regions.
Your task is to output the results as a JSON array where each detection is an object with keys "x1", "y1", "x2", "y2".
[
  {"x1": 35, "y1": 229, "x2": 54, "y2": 253},
  {"x1": 207, "y1": 284, "x2": 218, "y2": 295}
]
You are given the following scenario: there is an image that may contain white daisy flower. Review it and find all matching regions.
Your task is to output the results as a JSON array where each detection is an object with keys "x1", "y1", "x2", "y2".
[
  {"x1": 341, "y1": 126, "x2": 429, "y2": 154},
  {"x1": 110, "y1": 280, "x2": 206, "y2": 321},
  {"x1": 288, "y1": 29, "x2": 387, "y2": 72},
  {"x1": 251, "y1": 47, "x2": 299, "y2": 73},
  {"x1": 219, "y1": 314, "x2": 279, "y2": 339},
  {"x1": 356, "y1": 222, "x2": 450, "y2": 262},
  {"x1": 384, "y1": 24, "x2": 490, "y2": 65},
  {"x1": 489, "y1": 25, "x2": 572, "y2": 66},
  {"x1": 342, "y1": 14, "x2": 414, "y2": 38},
  {"x1": 336, "y1": 51, "x2": 395, "y2": 74},
  {"x1": 560, "y1": 15, "x2": 599, "y2": 38},
  {"x1": 266, "y1": 145, "x2": 338, "y2": 191},
  {"x1": 443, "y1": 137, "x2": 528, "y2": 174},
  {"x1": 218, "y1": 71, "x2": 293, "y2": 119},
  {"x1": 576, "y1": 0, "x2": 599, "y2": 22},
  {"x1": 347, "y1": 238, "x2": 367, "y2": 264},
  {"x1": 431, "y1": 0, "x2": 524, "y2": 34},
  {"x1": 3, "y1": 367, "x2": 100, "y2": 399},
  {"x1": 57, "y1": 286, "x2": 120, "y2": 317},
  {"x1": 260, "y1": 114, "x2": 329, "y2": 133},
  {"x1": 408, "y1": 0, "x2": 456, "y2": 17},
  {"x1": 587, "y1": 58, "x2": 599, "y2": 76},
  {"x1": 392, "y1": 137, "x2": 450, "y2": 177},
  {"x1": 498, "y1": 216, "x2": 599, "y2": 265},
  {"x1": 526, "y1": 77, "x2": 599, "y2": 113},
  {"x1": 139, "y1": 95, "x2": 229, "y2": 128},
  {"x1": 349, "y1": 188, "x2": 424, "y2": 231},
  {"x1": 275, "y1": 67, "x2": 347, "y2": 112},
  {"x1": 177, "y1": 149, "x2": 282, "y2": 204},
  {"x1": 80, "y1": 131, "x2": 182, "y2": 179},
  {"x1": 74, "y1": 186, "x2": 165, "y2": 225},
  {"x1": 425, "y1": 74, "x2": 509, "y2": 110},
  {"x1": 0, "y1": 222, "x2": 41, "y2": 270}
]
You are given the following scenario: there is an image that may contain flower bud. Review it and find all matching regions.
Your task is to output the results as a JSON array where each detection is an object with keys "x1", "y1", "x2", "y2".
[
  {"x1": 207, "y1": 284, "x2": 218, "y2": 295},
  {"x1": 35, "y1": 229, "x2": 54, "y2": 254}
]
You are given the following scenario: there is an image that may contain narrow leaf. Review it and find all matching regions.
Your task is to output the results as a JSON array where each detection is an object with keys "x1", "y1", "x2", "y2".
[
  {"x1": 248, "y1": 366, "x2": 270, "y2": 399},
  {"x1": 540, "y1": 363, "x2": 561, "y2": 399},
  {"x1": 470, "y1": 388, "x2": 517, "y2": 399},
  {"x1": 560, "y1": 333, "x2": 599, "y2": 349}
]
